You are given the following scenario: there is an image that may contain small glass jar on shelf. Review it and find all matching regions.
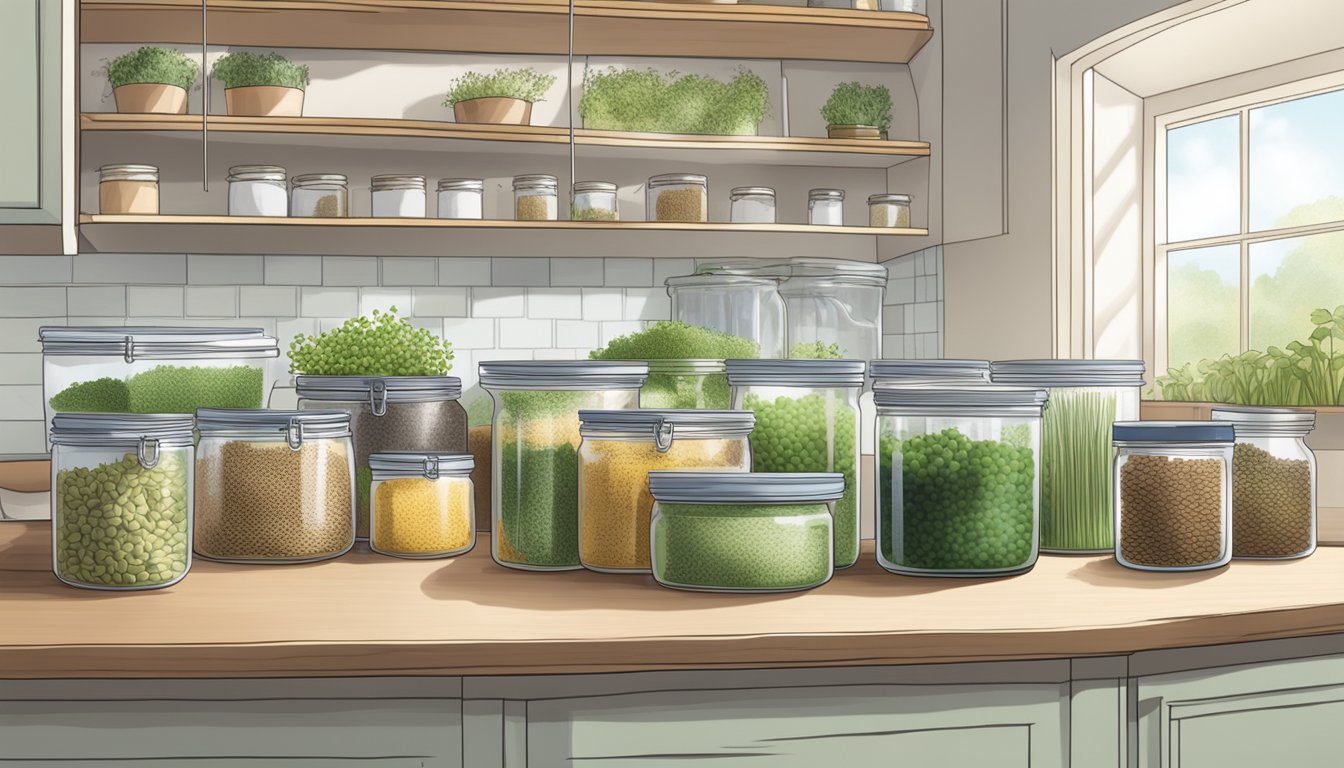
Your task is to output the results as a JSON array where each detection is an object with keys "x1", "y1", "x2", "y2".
[
  {"x1": 371, "y1": 174, "x2": 427, "y2": 218},
  {"x1": 868, "y1": 193, "x2": 912, "y2": 228},
  {"x1": 729, "y1": 187, "x2": 776, "y2": 224},
  {"x1": 648, "y1": 173, "x2": 708, "y2": 222},
  {"x1": 369, "y1": 452, "x2": 476, "y2": 560},
  {"x1": 572, "y1": 181, "x2": 619, "y2": 221},
  {"x1": 514, "y1": 174, "x2": 558, "y2": 221},
  {"x1": 808, "y1": 188, "x2": 845, "y2": 226},
  {"x1": 99, "y1": 164, "x2": 159, "y2": 215},
  {"x1": 227, "y1": 165, "x2": 287, "y2": 217},
  {"x1": 1210, "y1": 407, "x2": 1317, "y2": 560},
  {"x1": 437, "y1": 178, "x2": 484, "y2": 220},
  {"x1": 291, "y1": 173, "x2": 349, "y2": 218}
]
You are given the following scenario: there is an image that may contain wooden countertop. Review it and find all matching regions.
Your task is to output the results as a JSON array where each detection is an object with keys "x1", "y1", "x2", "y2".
[{"x1": 4, "y1": 522, "x2": 1344, "y2": 679}]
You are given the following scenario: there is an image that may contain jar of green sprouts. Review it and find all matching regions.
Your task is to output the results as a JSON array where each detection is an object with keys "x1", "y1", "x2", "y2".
[{"x1": 990, "y1": 360, "x2": 1144, "y2": 553}]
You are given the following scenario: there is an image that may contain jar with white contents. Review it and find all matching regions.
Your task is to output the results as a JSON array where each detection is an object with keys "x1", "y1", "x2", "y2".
[
  {"x1": 808, "y1": 188, "x2": 844, "y2": 226},
  {"x1": 437, "y1": 178, "x2": 484, "y2": 220},
  {"x1": 226, "y1": 165, "x2": 287, "y2": 217},
  {"x1": 729, "y1": 187, "x2": 776, "y2": 224},
  {"x1": 371, "y1": 175, "x2": 427, "y2": 218}
]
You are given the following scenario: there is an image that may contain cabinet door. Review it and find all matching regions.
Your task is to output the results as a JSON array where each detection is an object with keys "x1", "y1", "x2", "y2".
[{"x1": 0, "y1": 0, "x2": 66, "y2": 252}]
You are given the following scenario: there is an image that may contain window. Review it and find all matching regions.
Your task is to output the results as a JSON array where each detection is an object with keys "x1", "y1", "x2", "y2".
[{"x1": 1160, "y1": 84, "x2": 1344, "y2": 376}]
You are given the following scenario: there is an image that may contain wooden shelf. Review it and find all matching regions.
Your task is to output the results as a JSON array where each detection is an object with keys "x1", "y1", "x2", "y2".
[{"x1": 80, "y1": 0, "x2": 933, "y2": 64}]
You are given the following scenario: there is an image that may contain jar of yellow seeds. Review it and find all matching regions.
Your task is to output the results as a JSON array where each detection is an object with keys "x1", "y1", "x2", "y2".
[{"x1": 368, "y1": 452, "x2": 475, "y2": 559}]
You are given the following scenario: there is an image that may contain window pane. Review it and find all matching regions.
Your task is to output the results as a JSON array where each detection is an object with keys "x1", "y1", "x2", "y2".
[
  {"x1": 1167, "y1": 244, "x2": 1239, "y2": 372},
  {"x1": 1250, "y1": 231, "x2": 1344, "y2": 351},
  {"x1": 1166, "y1": 115, "x2": 1240, "y2": 243},
  {"x1": 1250, "y1": 88, "x2": 1344, "y2": 231}
]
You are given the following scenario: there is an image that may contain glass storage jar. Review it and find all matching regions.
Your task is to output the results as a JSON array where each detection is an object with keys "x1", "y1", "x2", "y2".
[
  {"x1": 666, "y1": 274, "x2": 787, "y2": 358},
  {"x1": 99, "y1": 164, "x2": 159, "y2": 214},
  {"x1": 728, "y1": 359, "x2": 866, "y2": 569},
  {"x1": 647, "y1": 173, "x2": 708, "y2": 222},
  {"x1": 296, "y1": 375, "x2": 467, "y2": 541},
  {"x1": 870, "y1": 359, "x2": 992, "y2": 386},
  {"x1": 291, "y1": 173, "x2": 349, "y2": 217},
  {"x1": 50, "y1": 413, "x2": 194, "y2": 590},
  {"x1": 437, "y1": 178, "x2": 484, "y2": 219},
  {"x1": 642, "y1": 360, "x2": 731, "y2": 409},
  {"x1": 371, "y1": 174, "x2": 427, "y2": 218},
  {"x1": 808, "y1": 188, "x2": 845, "y2": 226},
  {"x1": 577, "y1": 409, "x2": 754, "y2": 573},
  {"x1": 730, "y1": 187, "x2": 776, "y2": 224},
  {"x1": 1113, "y1": 421, "x2": 1234, "y2": 572},
  {"x1": 573, "y1": 181, "x2": 618, "y2": 221},
  {"x1": 479, "y1": 361, "x2": 648, "y2": 571},
  {"x1": 226, "y1": 165, "x2": 287, "y2": 217},
  {"x1": 876, "y1": 385, "x2": 1047, "y2": 577},
  {"x1": 514, "y1": 174, "x2": 558, "y2": 220},
  {"x1": 369, "y1": 452, "x2": 475, "y2": 559},
  {"x1": 990, "y1": 359, "x2": 1145, "y2": 554},
  {"x1": 868, "y1": 193, "x2": 911, "y2": 228},
  {"x1": 1211, "y1": 407, "x2": 1317, "y2": 560},
  {"x1": 39, "y1": 325, "x2": 279, "y2": 443},
  {"x1": 648, "y1": 471, "x2": 843, "y2": 592},
  {"x1": 194, "y1": 408, "x2": 355, "y2": 564}
]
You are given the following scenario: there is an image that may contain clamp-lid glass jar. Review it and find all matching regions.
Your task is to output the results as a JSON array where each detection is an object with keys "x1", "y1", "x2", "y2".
[
  {"x1": 194, "y1": 408, "x2": 355, "y2": 564},
  {"x1": 573, "y1": 181, "x2": 618, "y2": 221},
  {"x1": 50, "y1": 413, "x2": 194, "y2": 590},
  {"x1": 578, "y1": 409, "x2": 754, "y2": 573},
  {"x1": 296, "y1": 375, "x2": 467, "y2": 541},
  {"x1": 991, "y1": 359, "x2": 1145, "y2": 554},
  {"x1": 371, "y1": 174, "x2": 427, "y2": 218},
  {"x1": 808, "y1": 188, "x2": 845, "y2": 226},
  {"x1": 226, "y1": 165, "x2": 287, "y2": 217},
  {"x1": 99, "y1": 164, "x2": 159, "y2": 214},
  {"x1": 291, "y1": 173, "x2": 349, "y2": 217},
  {"x1": 729, "y1": 359, "x2": 866, "y2": 568},
  {"x1": 876, "y1": 385, "x2": 1047, "y2": 577},
  {"x1": 369, "y1": 452, "x2": 476, "y2": 559},
  {"x1": 437, "y1": 178, "x2": 484, "y2": 219},
  {"x1": 514, "y1": 174, "x2": 558, "y2": 221},
  {"x1": 868, "y1": 193, "x2": 911, "y2": 228},
  {"x1": 649, "y1": 471, "x2": 843, "y2": 592},
  {"x1": 479, "y1": 361, "x2": 648, "y2": 571},
  {"x1": 1113, "y1": 421, "x2": 1234, "y2": 572},
  {"x1": 1211, "y1": 408, "x2": 1316, "y2": 560},
  {"x1": 730, "y1": 187, "x2": 776, "y2": 224},
  {"x1": 647, "y1": 173, "x2": 708, "y2": 222}
]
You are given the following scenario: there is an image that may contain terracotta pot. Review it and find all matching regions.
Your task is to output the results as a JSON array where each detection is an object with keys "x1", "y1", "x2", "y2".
[
  {"x1": 453, "y1": 97, "x2": 533, "y2": 126},
  {"x1": 113, "y1": 83, "x2": 188, "y2": 114},
  {"x1": 224, "y1": 85, "x2": 305, "y2": 117},
  {"x1": 827, "y1": 124, "x2": 887, "y2": 140}
]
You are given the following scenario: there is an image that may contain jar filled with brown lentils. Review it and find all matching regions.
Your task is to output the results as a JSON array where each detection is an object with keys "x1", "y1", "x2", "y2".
[{"x1": 1211, "y1": 407, "x2": 1317, "y2": 560}]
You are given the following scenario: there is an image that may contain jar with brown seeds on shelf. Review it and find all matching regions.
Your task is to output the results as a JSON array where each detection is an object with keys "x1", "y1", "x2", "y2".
[
  {"x1": 513, "y1": 174, "x2": 558, "y2": 220},
  {"x1": 868, "y1": 193, "x2": 911, "y2": 228},
  {"x1": 291, "y1": 173, "x2": 349, "y2": 217},
  {"x1": 647, "y1": 173, "x2": 708, "y2": 222},
  {"x1": 1212, "y1": 407, "x2": 1317, "y2": 559}
]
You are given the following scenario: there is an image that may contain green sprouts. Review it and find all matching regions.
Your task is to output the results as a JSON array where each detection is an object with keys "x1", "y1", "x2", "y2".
[
  {"x1": 788, "y1": 341, "x2": 845, "y2": 359},
  {"x1": 590, "y1": 321, "x2": 760, "y2": 361},
  {"x1": 107, "y1": 47, "x2": 199, "y2": 90},
  {"x1": 579, "y1": 67, "x2": 769, "y2": 136},
  {"x1": 288, "y1": 307, "x2": 453, "y2": 376},
  {"x1": 1039, "y1": 389, "x2": 1117, "y2": 551},
  {"x1": 211, "y1": 51, "x2": 310, "y2": 90},
  {"x1": 820, "y1": 81, "x2": 893, "y2": 130},
  {"x1": 443, "y1": 67, "x2": 557, "y2": 105}
]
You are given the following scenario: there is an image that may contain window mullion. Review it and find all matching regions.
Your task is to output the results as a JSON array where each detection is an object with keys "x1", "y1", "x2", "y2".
[{"x1": 1239, "y1": 107, "x2": 1251, "y2": 353}]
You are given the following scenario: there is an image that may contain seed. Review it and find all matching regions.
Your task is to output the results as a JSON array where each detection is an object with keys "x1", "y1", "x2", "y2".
[
  {"x1": 371, "y1": 477, "x2": 474, "y2": 557},
  {"x1": 1231, "y1": 443, "x2": 1312, "y2": 557},
  {"x1": 652, "y1": 502, "x2": 832, "y2": 590},
  {"x1": 312, "y1": 193, "x2": 344, "y2": 217},
  {"x1": 515, "y1": 195, "x2": 554, "y2": 221},
  {"x1": 1118, "y1": 454, "x2": 1225, "y2": 567},
  {"x1": 654, "y1": 188, "x2": 707, "y2": 222}
]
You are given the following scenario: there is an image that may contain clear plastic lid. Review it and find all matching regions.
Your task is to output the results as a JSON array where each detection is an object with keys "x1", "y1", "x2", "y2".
[
  {"x1": 369, "y1": 451, "x2": 474, "y2": 479},
  {"x1": 726, "y1": 359, "x2": 866, "y2": 387},
  {"x1": 1211, "y1": 407, "x2": 1316, "y2": 436},
  {"x1": 874, "y1": 384, "x2": 1048, "y2": 416},
  {"x1": 648, "y1": 471, "x2": 844, "y2": 504},
  {"x1": 1112, "y1": 420, "x2": 1234, "y2": 444},
  {"x1": 197, "y1": 408, "x2": 352, "y2": 444},
  {"x1": 990, "y1": 359, "x2": 1146, "y2": 387},
  {"x1": 39, "y1": 326, "x2": 280, "y2": 360},
  {"x1": 580, "y1": 409, "x2": 755, "y2": 449},
  {"x1": 478, "y1": 360, "x2": 648, "y2": 391},
  {"x1": 295, "y1": 376, "x2": 462, "y2": 412},
  {"x1": 49, "y1": 413, "x2": 194, "y2": 448}
]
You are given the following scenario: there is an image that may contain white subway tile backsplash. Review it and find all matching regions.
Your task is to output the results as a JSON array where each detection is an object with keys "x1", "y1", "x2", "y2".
[
  {"x1": 75, "y1": 254, "x2": 186, "y2": 284},
  {"x1": 555, "y1": 319, "x2": 600, "y2": 349},
  {"x1": 499, "y1": 318, "x2": 553, "y2": 349},
  {"x1": 527, "y1": 288, "x2": 582, "y2": 320},
  {"x1": 551, "y1": 258, "x2": 604, "y2": 287},
  {"x1": 381, "y1": 258, "x2": 437, "y2": 286},
  {"x1": 127, "y1": 286, "x2": 183, "y2": 317},
  {"x1": 582, "y1": 289, "x2": 623, "y2": 321},
  {"x1": 605, "y1": 258, "x2": 653, "y2": 287},
  {"x1": 533, "y1": 348, "x2": 580, "y2": 360},
  {"x1": 887, "y1": 277, "x2": 915, "y2": 305},
  {"x1": 471, "y1": 288, "x2": 525, "y2": 318},
  {"x1": 301, "y1": 287, "x2": 358, "y2": 317},
  {"x1": 359, "y1": 288, "x2": 412, "y2": 316},
  {"x1": 439, "y1": 257, "x2": 491, "y2": 286},
  {"x1": 67, "y1": 286, "x2": 126, "y2": 317},
  {"x1": 323, "y1": 256, "x2": 378, "y2": 287},
  {"x1": 0, "y1": 287, "x2": 66, "y2": 317},
  {"x1": 0, "y1": 421, "x2": 43, "y2": 454},
  {"x1": 882, "y1": 305, "x2": 904, "y2": 335},
  {"x1": 240, "y1": 286, "x2": 298, "y2": 317},
  {"x1": 918, "y1": 276, "x2": 937, "y2": 302},
  {"x1": 443, "y1": 317, "x2": 496, "y2": 349},
  {"x1": 903, "y1": 335, "x2": 916, "y2": 358},
  {"x1": 887, "y1": 254, "x2": 916, "y2": 280},
  {"x1": 189, "y1": 254, "x2": 263, "y2": 285},
  {"x1": 265, "y1": 255, "x2": 322, "y2": 285},
  {"x1": 0, "y1": 354, "x2": 41, "y2": 385},
  {"x1": 492, "y1": 258, "x2": 550, "y2": 287},
  {"x1": 913, "y1": 302, "x2": 938, "y2": 334},
  {"x1": 185, "y1": 286, "x2": 237, "y2": 317},
  {"x1": 600, "y1": 320, "x2": 643, "y2": 346},
  {"x1": 623, "y1": 288, "x2": 670, "y2": 321},
  {"x1": 0, "y1": 256, "x2": 72, "y2": 284},
  {"x1": 409, "y1": 317, "x2": 443, "y2": 334},
  {"x1": 412, "y1": 287, "x2": 468, "y2": 317},
  {"x1": 652, "y1": 258, "x2": 695, "y2": 288},
  {"x1": 0, "y1": 385, "x2": 43, "y2": 421}
]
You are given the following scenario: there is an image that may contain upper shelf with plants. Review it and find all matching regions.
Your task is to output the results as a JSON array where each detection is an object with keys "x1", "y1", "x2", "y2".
[{"x1": 80, "y1": 0, "x2": 933, "y2": 64}]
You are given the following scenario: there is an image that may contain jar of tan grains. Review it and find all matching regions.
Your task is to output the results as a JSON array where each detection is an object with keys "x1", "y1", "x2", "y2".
[
  {"x1": 513, "y1": 174, "x2": 558, "y2": 221},
  {"x1": 647, "y1": 173, "x2": 708, "y2": 222},
  {"x1": 99, "y1": 164, "x2": 159, "y2": 215},
  {"x1": 577, "y1": 409, "x2": 754, "y2": 573},
  {"x1": 291, "y1": 173, "x2": 349, "y2": 217},
  {"x1": 1112, "y1": 421, "x2": 1234, "y2": 572},
  {"x1": 1211, "y1": 407, "x2": 1317, "y2": 560},
  {"x1": 868, "y1": 193, "x2": 911, "y2": 228},
  {"x1": 369, "y1": 452, "x2": 475, "y2": 559},
  {"x1": 194, "y1": 408, "x2": 355, "y2": 564}
]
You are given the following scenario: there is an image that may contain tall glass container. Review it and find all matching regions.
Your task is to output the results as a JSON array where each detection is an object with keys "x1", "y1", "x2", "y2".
[
  {"x1": 666, "y1": 274, "x2": 786, "y2": 358},
  {"x1": 1211, "y1": 407, "x2": 1317, "y2": 560}
]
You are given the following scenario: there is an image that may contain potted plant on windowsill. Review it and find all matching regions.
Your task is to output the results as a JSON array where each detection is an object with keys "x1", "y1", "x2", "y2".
[
  {"x1": 821, "y1": 81, "x2": 892, "y2": 140},
  {"x1": 107, "y1": 47, "x2": 199, "y2": 114},
  {"x1": 443, "y1": 68, "x2": 557, "y2": 126},
  {"x1": 211, "y1": 51, "x2": 310, "y2": 117}
]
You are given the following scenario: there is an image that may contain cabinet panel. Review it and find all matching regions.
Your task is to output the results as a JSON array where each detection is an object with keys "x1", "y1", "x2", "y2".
[{"x1": 0, "y1": 0, "x2": 40, "y2": 209}]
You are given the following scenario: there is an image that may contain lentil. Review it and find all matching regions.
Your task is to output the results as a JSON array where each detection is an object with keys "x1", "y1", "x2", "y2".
[
  {"x1": 516, "y1": 195, "x2": 553, "y2": 221},
  {"x1": 371, "y1": 476, "x2": 474, "y2": 557},
  {"x1": 1231, "y1": 443, "x2": 1312, "y2": 558},
  {"x1": 651, "y1": 503, "x2": 831, "y2": 591},
  {"x1": 1118, "y1": 455, "x2": 1225, "y2": 568},
  {"x1": 654, "y1": 188, "x2": 707, "y2": 222}
]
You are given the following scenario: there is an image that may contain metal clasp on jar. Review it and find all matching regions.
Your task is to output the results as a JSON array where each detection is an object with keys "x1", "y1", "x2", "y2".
[
  {"x1": 422, "y1": 455, "x2": 441, "y2": 480},
  {"x1": 136, "y1": 437, "x2": 160, "y2": 469},
  {"x1": 654, "y1": 418, "x2": 675, "y2": 453},
  {"x1": 286, "y1": 416, "x2": 305, "y2": 451},
  {"x1": 123, "y1": 335, "x2": 136, "y2": 364},
  {"x1": 369, "y1": 379, "x2": 389, "y2": 417}
]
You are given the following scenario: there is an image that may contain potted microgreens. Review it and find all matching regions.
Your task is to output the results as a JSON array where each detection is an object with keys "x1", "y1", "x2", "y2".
[
  {"x1": 579, "y1": 67, "x2": 769, "y2": 136},
  {"x1": 106, "y1": 47, "x2": 199, "y2": 114},
  {"x1": 442, "y1": 67, "x2": 557, "y2": 126},
  {"x1": 821, "y1": 81, "x2": 893, "y2": 140},
  {"x1": 211, "y1": 51, "x2": 310, "y2": 117}
]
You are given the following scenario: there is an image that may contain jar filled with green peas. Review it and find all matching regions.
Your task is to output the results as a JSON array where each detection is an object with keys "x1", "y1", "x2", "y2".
[{"x1": 49, "y1": 413, "x2": 194, "y2": 590}]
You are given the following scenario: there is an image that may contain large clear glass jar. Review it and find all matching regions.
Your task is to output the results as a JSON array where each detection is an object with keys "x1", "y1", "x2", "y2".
[
  {"x1": 647, "y1": 173, "x2": 708, "y2": 222},
  {"x1": 369, "y1": 452, "x2": 475, "y2": 560},
  {"x1": 577, "y1": 409, "x2": 753, "y2": 573},
  {"x1": 572, "y1": 181, "x2": 618, "y2": 221},
  {"x1": 479, "y1": 361, "x2": 647, "y2": 571},
  {"x1": 513, "y1": 174, "x2": 558, "y2": 221},
  {"x1": 808, "y1": 188, "x2": 845, "y2": 226},
  {"x1": 642, "y1": 360, "x2": 730, "y2": 409},
  {"x1": 990, "y1": 359, "x2": 1145, "y2": 553},
  {"x1": 1211, "y1": 408, "x2": 1317, "y2": 560},
  {"x1": 371, "y1": 174, "x2": 427, "y2": 218},
  {"x1": 870, "y1": 359, "x2": 992, "y2": 387},
  {"x1": 194, "y1": 409, "x2": 355, "y2": 564},
  {"x1": 729, "y1": 359, "x2": 865, "y2": 569},
  {"x1": 868, "y1": 193, "x2": 912, "y2": 228},
  {"x1": 296, "y1": 376, "x2": 467, "y2": 541},
  {"x1": 227, "y1": 165, "x2": 287, "y2": 217},
  {"x1": 437, "y1": 178, "x2": 484, "y2": 220},
  {"x1": 291, "y1": 173, "x2": 349, "y2": 217},
  {"x1": 648, "y1": 471, "x2": 842, "y2": 592},
  {"x1": 99, "y1": 164, "x2": 159, "y2": 215},
  {"x1": 1113, "y1": 421, "x2": 1234, "y2": 572},
  {"x1": 876, "y1": 385, "x2": 1047, "y2": 577},
  {"x1": 730, "y1": 187, "x2": 776, "y2": 224},
  {"x1": 666, "y1": 274, "x2": 787, "y2": 358},
  {"x1": 50, "y1": 414, "x2": 193, "y2": 590}
]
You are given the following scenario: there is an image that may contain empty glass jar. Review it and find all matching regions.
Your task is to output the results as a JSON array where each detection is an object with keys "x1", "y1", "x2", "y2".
[
  {"x1": 730, "y1": 187, "x2": 776, "y2": 224},
  {"x1": 1211, "y1": 407, "x2": 1317, "y2": 560},
  {"x1": 665, "y1": 274, "x2": 787, "y2": 358},
  {"x1": 648, "y1": 173, "x2": 708, "y2": 222},
  {"x1": 226, "y1": 165, "x2": 287, "y2": 217},
  {"x1": 808, "y1": 188, "x2": 845, "y2": 226},
  {"x1": 573, "y1": 181, "x2": 618, "y2": 221},
  {"x1": 514, "y1": 174, "x2": 558, "y2": 221},
  {"x1": 371, "y1": 174, "x2": 427, "y2": 218},
  {"x1": 437, "y1": 178, "x2": 484, "y2": 219},
  {"x1": 369, "y1": 452, "x2": 476, "y2": 560},
  {"x1": 291, "y1": 173, "x2": 349, "y2": 217}
]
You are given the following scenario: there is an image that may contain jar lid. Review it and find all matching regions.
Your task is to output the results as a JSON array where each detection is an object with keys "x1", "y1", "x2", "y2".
[
  {"x1": 870, "y1": 359, "x2": 991, "y2": 381},
  {"x1": 227, "y1": 165, "x2": 286, "y2": 182},
  {"x1": 726, "y1": 359, "x2": 866, "y2": 387},
  {"x1": 99, "y1": 164, "x2": 158, "y2": 182},
  {"x1": 990, "y1": 359, "x2": 1146, "y2": 387},
  {"x1": 644, "y1": 359, "x2": 727, "y2": 374},
  {"x1": 513, "y1": 174, "x2": 558, "y2": 189},
  {"x1": 292, "y1": 173, "x2": 348, "y2": 186},
  {"x1": 697, "y1": 258, "x2": 888, "y2": 287},
  {"x1": 648, "y1": 471, "x2": 844, "y2": 503},
  {"x1": 438, "y1": 178, "x2": 484, "y2": 191},
  {"x1": 39, "y1": 326, "x2": 280, "y2": 361},
  {"x1": 574, "y1": 181, "x2": 617, "y2": 193},
  {"x1": 648, "y1": 173, "x2": 707, "y2": 186},
  {"x1": 371, "y1": 174, "x2": 426, "y2": 191},
  {"x1": 730, "y1": 186, "x2": 776, "y2": 198},
  {"x1": 369, "y1": 451, "x2": 473, "y2": 479},
  {"x1": 1113, "y1": 420, "x2": 1234, "y2": 444},
  {"x1": 295, "y1": 375, "x2": 462, "y2": 413},
  {"x1": 50, "y1": 413, "x2": 194, "y2": 449},
  {"x1": 479, "y1": 360, "x2": 648, "y2": 391},
  {"x1": 809, "y1": 188, "x2": 845, "y2": 200},
  {"x1": 197, "y1": 408, "x2": 352, "y2": 444},
  {"x1": 874, "y1": 384, "x2": 1048, "y2": 415},
  {"x1": 664, "y1": 273, "x2": 779, "y2": 289},
  {"x1": 869, "y1": 193, "x2": 912, "y2": 204},
  {"x1": 1211, "y1": 407, "x2": 1316, "y2": 435},
  {"x1": 580, "y1": 409, "x2": 755, "y2": 447}
]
